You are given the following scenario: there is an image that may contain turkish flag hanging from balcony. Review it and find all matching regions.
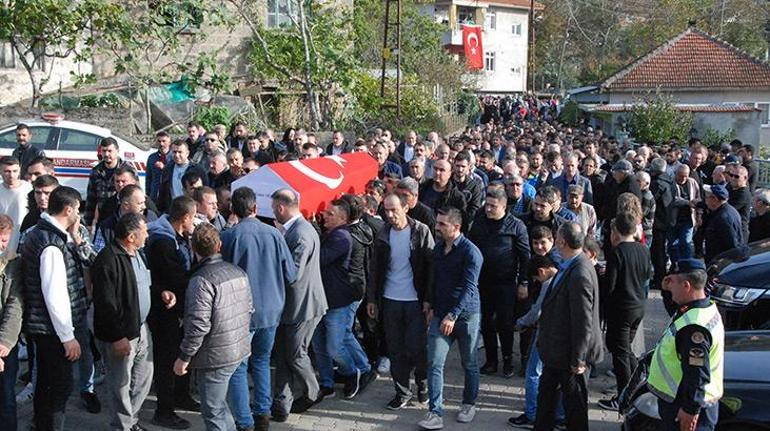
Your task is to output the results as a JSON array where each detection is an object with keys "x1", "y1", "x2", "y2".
[{"x1": 462, "y1": 24, "x2": 484, "y2": 70}]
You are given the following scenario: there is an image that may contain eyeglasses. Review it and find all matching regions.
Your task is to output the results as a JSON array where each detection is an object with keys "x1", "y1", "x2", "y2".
[{"x1": 728, "y1": 173, "x2": 740, "y2": 179}]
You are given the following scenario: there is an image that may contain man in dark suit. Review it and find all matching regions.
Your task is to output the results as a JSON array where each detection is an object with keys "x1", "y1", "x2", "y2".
[{"x1": 535, "y1": 222, "x2": 603, "y2": 431}]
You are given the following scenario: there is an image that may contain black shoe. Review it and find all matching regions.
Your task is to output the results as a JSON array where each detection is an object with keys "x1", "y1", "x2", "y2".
[
  {"x1": 130, "y1": 424, "x2": 149, "y2": 431},
  {"x1": 317, "y1": 386, "x2": 335, "y2": 401},
  {"x1": 152, "y1": 412, "x2": 191, "y2": 430},
  {"x1": 358, "y1": 370, "x2": 377, "y2": 394},
  {"x1": 555, "y1": 419, "x2": 567, "y2": 430},
  {"x1": 270, "y1": 411, "x2": 288, "y2": 423},
  {"x1": 254, "y1": 414, "x2": 270, "y2": 431},
  {"x1": 417, "y1": 384, "x2": 428, "y2": 404},
  {"x1": 174, "y1": 396, "x2": 200, "y2": 412},
  {"x1": 387, "y1": 394, "x2": 410, "y2": 410},
  {"x1": 81, "y1": 391, "x2": 101, "y2": 414},
  {"x1": 598, "y1": 396, "x2": 619, "y2": 411},
  {"x1": 343, "y1": 369, "x2": 362, "y2": 399},
  {"x1": 507, "y1": 413, "x2": 534, "y2": 428},
  {"x1": 502, "y1": 358, "x2": 515, "y2": 378},
  {"x1": 290, "y1": 396, "x2": 315, "y2": 414},
  {"x1": 480, "y1": 362, "x2": 498, "y2": 375}
]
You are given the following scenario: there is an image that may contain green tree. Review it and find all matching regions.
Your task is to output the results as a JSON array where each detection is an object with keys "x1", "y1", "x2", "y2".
[
  {"x1": 629, "y1": 93, "x2": 693, "y2": 145},
  {"x1": 0, "y1": 0, "x2": 123, "y2": 107}
]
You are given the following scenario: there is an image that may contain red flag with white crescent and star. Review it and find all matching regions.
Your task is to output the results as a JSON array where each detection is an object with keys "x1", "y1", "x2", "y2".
[{"x1": 462, "y1": 24, "x2": 484, "y2": 70}]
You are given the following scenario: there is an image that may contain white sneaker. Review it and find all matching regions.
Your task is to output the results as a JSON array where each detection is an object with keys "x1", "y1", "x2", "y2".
[
  {"x1": 377, "y1": 357, "x2": 391, "y2": 375},
  {"x1": 16, "y1": 382, "x2": 34, "y2": 404},
  {"x1": 418, "y1": 412, "x2": 444, "y2": 430},
  {"x1": 456, "y1": 404, "x2": 477, "y2": 423}
]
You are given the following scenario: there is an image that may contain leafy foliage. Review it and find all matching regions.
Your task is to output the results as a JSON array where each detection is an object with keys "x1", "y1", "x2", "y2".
[
  {"x1": 701, "y1": 127, "x2": 737, "y2": 147},
  {"x1": 532, "y1": 0, "x2": 770, "y2": 89},
  {"x1": 193, "y1": 105, "x2": 233, "y2": 131},
  {"x1": 628, "y1": 93, "x2": 694, "y2": 145},
  {"x1": 99, "y1": 0, "x2": 234, "y2": 95},
  {"x1": 0, "y1": 0, "x2": 124, "y2": 106}
]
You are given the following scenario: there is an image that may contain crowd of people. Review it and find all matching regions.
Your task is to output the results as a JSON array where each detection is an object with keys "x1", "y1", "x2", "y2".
[{"x1": 0, "y1": 95, "x2": 765, "y2": 431}]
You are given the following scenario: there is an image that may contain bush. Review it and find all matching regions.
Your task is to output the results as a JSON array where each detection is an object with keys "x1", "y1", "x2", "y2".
[
  {"x1": 193, "y1": 105, "x2": 232, "y2": 131},
  {"x1": 629, "y1": 93, "x2": 693, "y2": 145},
  {"x1": 701, "y1": 127, "x2": 736, "y2": 148}
]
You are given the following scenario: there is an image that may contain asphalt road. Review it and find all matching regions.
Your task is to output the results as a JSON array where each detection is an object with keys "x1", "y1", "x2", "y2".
[{"x1": 17, "y1": 291, "x2": 670, "y2": 430}]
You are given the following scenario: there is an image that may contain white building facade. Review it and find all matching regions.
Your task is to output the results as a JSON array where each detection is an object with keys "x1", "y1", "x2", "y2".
[{"x1": 421, "y1": 0, "x2": 540, "y2": 94}]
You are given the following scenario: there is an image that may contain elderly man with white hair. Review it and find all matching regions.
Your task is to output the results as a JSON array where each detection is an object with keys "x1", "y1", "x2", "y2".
[{"x1": 749, "y1": 189, "x2": 770, "y2": 242}]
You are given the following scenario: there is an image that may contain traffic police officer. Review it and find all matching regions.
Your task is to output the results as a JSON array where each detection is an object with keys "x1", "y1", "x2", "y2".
[{"x1": 649, "y1": 258, "x2": 724, "y2": 431}]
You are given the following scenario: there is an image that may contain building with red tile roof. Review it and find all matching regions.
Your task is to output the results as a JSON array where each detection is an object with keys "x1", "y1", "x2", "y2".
[{"x1": 571, "y1": 27, "x2": 770, "y2": 147}]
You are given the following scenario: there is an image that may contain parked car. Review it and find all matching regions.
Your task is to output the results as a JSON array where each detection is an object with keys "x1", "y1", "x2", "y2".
[
  {"x1": 708, "y1": 241, "x2": 770, "y2": 330},
  {"x1": 620, "y1": 330, "x2": 770, "y2": 430},
  {"x1": 0, "y1": 115, "x2": 153, "y2": 198}
]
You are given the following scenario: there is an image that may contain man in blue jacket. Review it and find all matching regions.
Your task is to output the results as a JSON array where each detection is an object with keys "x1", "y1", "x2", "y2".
[
  {"x1": 419, "y1": 206, "x2": 483, "y2": 430},
  {"x1": 314, "y1": 199, "x2": 375, "y2": 401},
  {"x1": 221, "y1": 187, "x2": 297, "y2": 431}
]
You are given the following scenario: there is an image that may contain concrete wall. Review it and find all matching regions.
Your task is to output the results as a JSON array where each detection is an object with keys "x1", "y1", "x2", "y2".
[
  {"x1": 692, "y1": 111, "x2": 761, "y2": 146},
  {"x1": 0, "y1": 53, "x2": 92, "y2": 107}
]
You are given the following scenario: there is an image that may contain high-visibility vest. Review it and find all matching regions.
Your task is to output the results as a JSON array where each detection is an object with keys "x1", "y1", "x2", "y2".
[{"x1": 648, "y1": 302, "x2": 724, "y2": 405}]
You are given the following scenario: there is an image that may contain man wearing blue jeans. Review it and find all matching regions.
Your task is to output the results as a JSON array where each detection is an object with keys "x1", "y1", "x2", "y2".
[
  {"x1": 419, "y1": 207, "x2": 483, "y2": 430},
  {"x1": 174, "y1": 223, "x2": 253, "y2": 431},
  {"x1": 221, "y1": 187, "x2": 297, "y2": 431},
  {"x1": 509, "y1": 255, "x2": 565, "y2": 428},
  {"x1": 313, "y1": 199, "x2": 375, "y2": 400}
]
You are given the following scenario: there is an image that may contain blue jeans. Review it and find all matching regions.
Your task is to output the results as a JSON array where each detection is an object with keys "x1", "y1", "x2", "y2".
[
  {"x1": 227, "y1": 330, "x2": 255, "y2": 428},
  {"x1": 426, "y1": 313, "x2": 481, "y2": 417},
  {"x1": 249, "y1": 326, "x2": 278, "y2": 416},
  {"x1": 667, "y1": 221, "x2": 693, "y2": 263},
  {"x1": 524, "y1": 340, "x2": 565, "y2": 422},
  {"x1": 74, "y1": 328, "x2": 95, "y2": 394},
  {"x1": 198, "y1": 363, "x2": 239, "y2": 431},
  {"x1": 0, "y1": 345, "x2": 18, "y2": 431},
  {"x1": 312, "y1": 301, "x2": 371, "y2": 388}
]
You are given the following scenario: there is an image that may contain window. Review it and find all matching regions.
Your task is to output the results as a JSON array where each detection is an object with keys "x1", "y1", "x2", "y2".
[
  {"x1": 57, "y1": 129, "x2": 101, "y2": 152},
  {"x1": 757, "y1": 103, "x2": 769, "y2": 126},
  {"x1": 512, "y1": 22, "x2": 522, "y2": 36},
  {"x1": 0, "y1": 43, "x2": 15, "y2": 69},
  {"x1": 267, "y1": 0, "x2": 299, "y2": 28},
  {"x1": 485, "y1": 51, "x2": 495, "y2": 72},
  {"x1": 485, "y1": 11, "x2": 496, "y2": 30},
  {"x1": 0, "y1": 126, "x2": 57, "y2": 150}
]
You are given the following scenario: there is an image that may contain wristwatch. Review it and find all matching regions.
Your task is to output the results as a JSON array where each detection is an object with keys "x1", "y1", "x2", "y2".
[{"x1": 445, "y1": 312, "x2": 458, "y2": 322}]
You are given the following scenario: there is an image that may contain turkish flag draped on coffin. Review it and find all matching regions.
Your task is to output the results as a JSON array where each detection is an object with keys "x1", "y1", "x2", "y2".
[
  {"x1": 230, "y1": 152, "x2": 378, "y2": 219},
  {"x1": 462, "y1": 24, "x2": 484, "y2": 70}
]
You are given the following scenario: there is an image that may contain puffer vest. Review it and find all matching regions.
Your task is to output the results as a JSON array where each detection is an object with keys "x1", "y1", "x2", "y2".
[{"x1": 21, "y1": 218, "x2": 88, "y2": 336}]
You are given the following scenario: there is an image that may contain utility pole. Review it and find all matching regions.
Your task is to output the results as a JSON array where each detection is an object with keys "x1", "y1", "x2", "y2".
[
  {"x1": 380, "y1": 0, "x2": 402, "y2": 117},
  {"x1": 528, "y1": 0, "x2": 536, "y2": 93}
]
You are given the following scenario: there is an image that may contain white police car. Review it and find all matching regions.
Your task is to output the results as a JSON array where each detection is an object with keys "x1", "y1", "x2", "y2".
[{"x1": 0, "y1": 114, "x2": 153, "y2": 197}]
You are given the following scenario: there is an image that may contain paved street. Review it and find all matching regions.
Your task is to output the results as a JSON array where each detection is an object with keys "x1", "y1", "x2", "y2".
[{"x1": 18, "y1": 292, "x2": 668, "y2": 430}]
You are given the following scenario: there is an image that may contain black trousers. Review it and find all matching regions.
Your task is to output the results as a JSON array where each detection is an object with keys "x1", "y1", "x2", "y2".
[
  {"x1": 480, "y1": 285, "x2": 516, "y2": 364},
  {"x1": 651, "y1": 228, "x2": 668, "y2": 290},
  {"x1": 605, "y1": 307, "x2": 644, "y2": 395},
  {"x1": 356, "y1": 300, "x2": 386, "y2": 365},
  {"x1": 382, "y1": 299, "x2": 427, "y2": 400},
  {"x1": 534, "y1": 367, "x2": 589, "y2": 431},
  {"x1": 150, "y1": 315, "x2": 191, "y2": 415},
  {"x1": 32, "y1": 334, "x2": 74, "y2": 431}
]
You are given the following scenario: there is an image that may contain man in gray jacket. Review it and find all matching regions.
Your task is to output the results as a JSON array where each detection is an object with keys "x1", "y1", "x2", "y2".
[
  {"x1": 173, "y1": 223, "x2": 253, "y2": 431},
  {"x1": 270, "y1": 189, "x2": 328, "y2": 419},
  {"x1": 0, "y1": 214, "x2": 22, "y2": 430}
]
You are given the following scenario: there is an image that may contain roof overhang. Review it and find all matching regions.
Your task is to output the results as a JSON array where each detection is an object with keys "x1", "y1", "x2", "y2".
[{"x1": 579, "y1": 103, "x2": 760, "y2": 113}]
